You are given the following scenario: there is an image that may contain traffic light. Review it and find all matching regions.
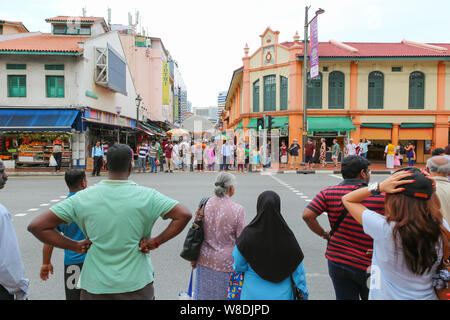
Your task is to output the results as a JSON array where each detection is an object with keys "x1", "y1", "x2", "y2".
[
  {"x1": 268, "y1": 115, "x2": 275, "y2": 131},
  {"x1": 257, "y1": 117, "x2": 265, "y2": 131}
]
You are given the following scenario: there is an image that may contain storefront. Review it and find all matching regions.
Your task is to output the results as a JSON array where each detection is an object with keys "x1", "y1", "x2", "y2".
[
  {"x1": 307, "y1": 116, "x2": 355, "y2": 162},
  {"x1": 360, "y1": 123, "x2": 393, "y2": 161},
  {"x1": 360, "y1": 123, "x2": 433, "y2": 163},
  {"x1": 398, "y1": 123, "x2": 433, "y2": 163},
  {"x1": 0, "y1": 109, "x2": 81, "y2": 169}
]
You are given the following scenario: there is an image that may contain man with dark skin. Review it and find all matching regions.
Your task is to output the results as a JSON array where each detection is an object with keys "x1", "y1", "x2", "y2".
[{"x1": 28, "y1": 144, "x2": 191, "y2": 299}]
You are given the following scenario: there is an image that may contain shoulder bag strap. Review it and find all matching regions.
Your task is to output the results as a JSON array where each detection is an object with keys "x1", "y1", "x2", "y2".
[
  {"x1": 328, "y1": 184, "x2": 366, "y2": 240},
  {"x1": 441, "y1": 226, "x2": 450, "y2": 264}
]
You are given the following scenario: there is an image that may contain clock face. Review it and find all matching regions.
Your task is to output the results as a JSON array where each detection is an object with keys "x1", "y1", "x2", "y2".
[{"x1": 263, "y1": 46, "x2": 275, "y2": 66}]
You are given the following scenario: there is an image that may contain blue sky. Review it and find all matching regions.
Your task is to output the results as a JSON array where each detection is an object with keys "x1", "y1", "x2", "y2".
[{"x1": 2, "y1": 0, "x2": 450, "y2": 109}]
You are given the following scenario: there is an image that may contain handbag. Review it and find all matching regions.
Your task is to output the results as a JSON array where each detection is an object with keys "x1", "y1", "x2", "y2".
[
  {"x1": 180, "y1": 197, "x2": 209, "y2": 262},
  {"x1": 433, "y1": 226, "x2": 450, "y2": 300},
  {"x1": 290, "y1": 274, "x2": 305, "y2": 300},
  {"x1": 226, "y1": 272, "x2": 244, "y2": 300}
]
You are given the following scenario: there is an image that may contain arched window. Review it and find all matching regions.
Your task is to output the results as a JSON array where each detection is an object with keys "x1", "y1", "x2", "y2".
[
  {"x1": 328, "y1": 71, "x2": 345, "y2": 109},
  {"x1": 280, "y1": 76, "x2": 288, "y2": 110},
  {"x1": 253, "y1": 80, "x2": 260, "y2": 112},
  {"x1": 263, "y1": 75, "x2": 276, "y2": 111},
  {"x1": 368, "y1": 71, "x2": 384, "y2": 109},
  {"x1": 307, "y1": 72, "x2": 322, "y2": 109},
  {"x1": 409, "y1": 71, "x2": 425, "y2": 109}
]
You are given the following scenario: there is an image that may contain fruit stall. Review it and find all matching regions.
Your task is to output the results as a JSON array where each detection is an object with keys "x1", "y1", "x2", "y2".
[{"x1": 0, "y1": 133, "x2": 72, "y2": 168}]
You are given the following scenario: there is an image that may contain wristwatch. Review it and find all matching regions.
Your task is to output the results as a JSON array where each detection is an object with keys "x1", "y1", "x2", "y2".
[{"x1": 368, "y1": 182, "x2": 380, "y2": 195}]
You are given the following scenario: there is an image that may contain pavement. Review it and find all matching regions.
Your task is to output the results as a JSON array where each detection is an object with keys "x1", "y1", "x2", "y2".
[
  {"x1": 6, "y1": 161, "x2": 426, "y2": 176},
  {"x1": 3, "y1": 171, "x2": 391, "y2": 300}
]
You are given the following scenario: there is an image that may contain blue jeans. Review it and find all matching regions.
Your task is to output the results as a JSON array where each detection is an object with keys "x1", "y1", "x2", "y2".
[
  {"x1": 408, "y1": 157, "x2": 414, "y2": 166},
  {"x1": 328, "y1": 260, "x2": 370, "y2": 300},
  {"x1": 150, "y1": 156, "x2": 157, "y2": 172}
]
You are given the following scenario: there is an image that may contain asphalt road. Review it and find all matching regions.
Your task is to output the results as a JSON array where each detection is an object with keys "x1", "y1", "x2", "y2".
[{"x1": 2, "y1": 170, "x2": 389, "y2": 300}]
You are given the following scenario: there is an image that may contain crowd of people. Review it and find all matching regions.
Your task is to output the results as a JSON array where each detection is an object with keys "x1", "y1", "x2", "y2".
[
  {"x1": 86, "y1": 135, "x2": 440, "y2": 176},
  {"x1": 0, "y1": 142, "x2": 449, "y2": 300}
]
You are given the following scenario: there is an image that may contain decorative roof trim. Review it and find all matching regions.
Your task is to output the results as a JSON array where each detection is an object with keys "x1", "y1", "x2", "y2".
[
  {"x1": 329, "y1": 39, "x2": 359, "y2": 53},
  {"x1": 401, "y1": 39, "x2": 447, "y2": 53}
]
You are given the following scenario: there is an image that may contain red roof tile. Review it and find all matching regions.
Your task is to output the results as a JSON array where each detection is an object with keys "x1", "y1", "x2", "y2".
[
  {"x1": 280, "y1": 41, "x2": 450, "y2": 57},
  {"x1": 45, "y1": 16, "x2": 105, "y2": 23},
  {"x1": 0, "y1": 33, "x2": 86, "y2": 53}
]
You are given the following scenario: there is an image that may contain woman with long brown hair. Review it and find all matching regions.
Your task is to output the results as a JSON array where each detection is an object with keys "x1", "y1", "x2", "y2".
[{"x1": 342, "y1": 167, "x2": 449, "y2": 299}]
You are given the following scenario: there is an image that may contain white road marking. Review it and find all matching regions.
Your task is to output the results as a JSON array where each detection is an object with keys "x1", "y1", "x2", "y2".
[
  {"x1": 329, "y1": 174, "x2": 342, "y2": 179},
  {"x1": 60, "y1": 196, "x2": 67, "y2": 199},
  {"x1": 50, "y1": 200, "x2": 60, "y2": 203},
  {"x1": 40, "y1": 203, "x2": 50, "y2": 207},
  {"x1": 15, "y1": 214, "x2": 27, "y2": 217},
  {"x1": 27, "y1": 208, "x2": 39, "y2": 212}
]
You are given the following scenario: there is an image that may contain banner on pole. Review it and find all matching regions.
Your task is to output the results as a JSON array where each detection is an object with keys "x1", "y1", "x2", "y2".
[{"x1": 309, "y1": 16, "x2": 319, "y2": 79}]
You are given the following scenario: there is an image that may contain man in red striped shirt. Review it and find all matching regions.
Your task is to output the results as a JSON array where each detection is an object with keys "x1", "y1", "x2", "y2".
[{"x1": 302, "y1": 155, "x2": 385, "y2": 300}]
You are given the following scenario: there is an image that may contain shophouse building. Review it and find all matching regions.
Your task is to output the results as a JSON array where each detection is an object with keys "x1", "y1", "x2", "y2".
[{"x1": 223, "y1": 27, "x2": 450, "y2": 163}]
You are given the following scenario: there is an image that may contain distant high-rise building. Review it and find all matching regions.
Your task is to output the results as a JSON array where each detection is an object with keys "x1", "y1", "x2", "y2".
[{"x1": 217, "y1": 91, "x2": 227, "y2": 122}]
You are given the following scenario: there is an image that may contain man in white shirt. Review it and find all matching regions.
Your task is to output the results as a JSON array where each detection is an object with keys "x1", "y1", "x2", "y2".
[
  {"x1": 0, "y1": 160, "x2": 29, "y2": 300},
  {"x1": 426, "y1": 156, "x2": 450, "y2": 223},
  {"x1": 346, "y1": 139, "x2": 357, "y2": 156}
]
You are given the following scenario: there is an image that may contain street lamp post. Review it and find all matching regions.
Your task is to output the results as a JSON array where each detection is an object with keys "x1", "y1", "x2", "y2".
[
  {"x1": 302, "y1": 7, "x2": 325, "y2": 163},
  {"x1": 135, "y1": 94, "x2": 143, "y2": 126}
]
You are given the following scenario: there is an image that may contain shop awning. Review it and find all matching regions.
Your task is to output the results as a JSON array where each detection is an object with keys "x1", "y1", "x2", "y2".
[
  {"x1": 235, "y1": 122, "x2": 243, "y2": 130},
  {"x1": 140, "y1": 122, "x2": 166, "y2": 136},
  {"x1": 400, "y1": 123, "x2": 434, "y2": 128},
  {"x1": 0, "y1": 109, "x2": 79, "y2": 132},
  {"x1": 361, "y1": 123, "x2": 393, "y2": 129},
  {"x1": 307, "y1": 116, "x2": 356, "y2": 132}
]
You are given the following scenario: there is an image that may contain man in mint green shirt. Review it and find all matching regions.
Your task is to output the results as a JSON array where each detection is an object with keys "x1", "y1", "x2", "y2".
[{"x1": 28, "y1": 144, "x2": 191, "y2": 300}]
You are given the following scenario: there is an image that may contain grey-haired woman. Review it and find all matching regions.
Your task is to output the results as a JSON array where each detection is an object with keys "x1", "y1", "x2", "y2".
[{"x1": 192, "y1": 172, "x2": 247, "y2": 300}]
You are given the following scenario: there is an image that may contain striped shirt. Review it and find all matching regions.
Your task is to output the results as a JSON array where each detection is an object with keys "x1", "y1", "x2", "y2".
[
  {"x1": 138, "y1": 146, "x2": 149, "y2": 159},
  {"x1": 306, "y1": 179, "x2": 385, "y2": 271}
]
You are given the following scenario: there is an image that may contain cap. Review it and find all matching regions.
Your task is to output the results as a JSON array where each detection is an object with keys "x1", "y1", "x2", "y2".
[{"x1": 393, "y1": 167, "x2": 434, "y2": 200}]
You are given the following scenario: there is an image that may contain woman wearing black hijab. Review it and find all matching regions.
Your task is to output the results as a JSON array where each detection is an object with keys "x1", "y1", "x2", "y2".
[{"x1": 232, "y1": 191, "x2": 308, "y2": 300}]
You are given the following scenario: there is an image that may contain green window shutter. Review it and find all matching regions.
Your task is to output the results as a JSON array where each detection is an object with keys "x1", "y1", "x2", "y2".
[
  {"x1": 280, "y1": 76, "x2": 288, "y2": 110},
  {"x1": 6, "y1": 64, "x2": 26, "y2": 70},
  {"x1": 409, "y1": 71, "x2": 424, "y2": 109},
  {"x1": 307, "y1": 72, "x2": 322, "y2": 109},
  {"x1": 253, "y1": 80, "x2": 260, "y2": 112},
  {"x1": 263, "y1": 75, "x2": 276, "y2": 111},
  {"x1": 8, "y1": 75, "x2": 26, "y2": 97},
  {"x1": 368, "y1": 71, "x2": 384, "y2": 109},
  {"x1": 45, "y1": 64, "x2": 65, "y2": 71},
  {"x1": 328, "y1": 71, "x2": 344, "y2": 109},
  {"x1": 47, "y1": 76, "x2": 64, "y2": 98}
]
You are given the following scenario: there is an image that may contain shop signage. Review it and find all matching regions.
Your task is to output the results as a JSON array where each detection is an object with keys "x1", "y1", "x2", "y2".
[
  {"x1": 399, "y1": 128, "x2": 433, "y2": 140},
  {"x1": 360, "y1": 128, "x2": 392, "y2": 140},
  {"x1": 162, "y1": 62, "x2": 170, "y2": 105}
]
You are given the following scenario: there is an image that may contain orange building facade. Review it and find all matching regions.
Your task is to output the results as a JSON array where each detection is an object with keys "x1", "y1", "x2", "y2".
[{"x1": 221, "y1": 28, "x2": 450, "y2": 163}]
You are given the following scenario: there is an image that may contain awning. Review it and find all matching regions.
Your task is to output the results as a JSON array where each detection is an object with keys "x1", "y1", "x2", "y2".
[
  {"x1": 400, "y1": 123, "x2": 434, "y2": 128},
  {"x1": 141, "y1": 122, "x2": 166, "y2": 136},
  {"x1": 247, "y1": 118, "x2": 258, "y2": 128},
  {"x1": 137, "y1": 124, "x2": 155, "y2": 136},
  {"x1": 235, "y1": 122, "x2": 243, "y2": 130},
  {"x1": 307, "y1": 116, "x2": 356, "y2": 132},
  {"x1": 0, "y1": 109, "x2": 79, "y2": 132},
  {"x1": 361, "y1": 123, "x2": 393, "y2": 129}
]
